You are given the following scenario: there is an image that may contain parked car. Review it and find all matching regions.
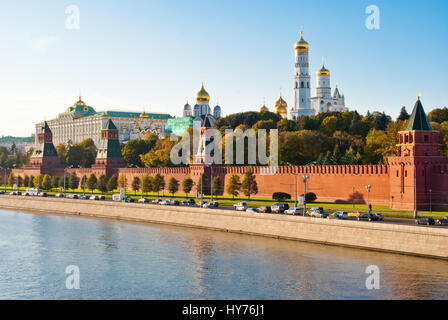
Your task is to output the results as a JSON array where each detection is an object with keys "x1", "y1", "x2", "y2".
[
  {"x1": 169, "y1": 199, "x2": 180, "y2": 206},
  {"x1": 348, "y1": 212, "x2": 361, "y2": 217},
  {"x1": 99, "y1": 195, "x2": 106, "y2": 200},
  {"x1": 374, "y1": 213, "x2": 384, "y2": 221},
  {"x1": 310, "y1": 210, "x2": 328, "y2": 218},
  {"x1": 436, "y1": 216, "x2": 448, "y2": 225},
  {"x1": 152, "y1": 199, "x2": 161, "y2": 204},
  {"x1": 160, "y1": 199, "x2": 171, "y2": 205},
  {"x1": 197, "y1": 200, "x2": 207, "y2": 207},
  {"x1": 285, "y1": 207, "x2": 303, "y2": 215},
  {"x1": 124, "y1": 196, "x2": 135, "y2": 203},
  {"x1": 271, "y1": 203, "x2": 288, "y2": 214},
  {"x1": 333, "y1": 211, "x2": 349, "y2": 220},
  {"x1": 246, "y1": 208, "x2": 260, "y2": 213},
  {"x1": 234, "y1": 202, "x2": 248, "y2": 211},
  {"x1": 9, "y1": 191, "x2": 19, "y2": 196},
  {"x1": 68, "y1": 194, "x2": 79, "y2": 199},
  {"x1": 37, "y1": 192, "x2": 47, "y2": 197},
  {"x1": 208, "y1": 201, "x2": 219, "y2": 208},
  {"x1": 55, "y1": 193, "x2": 65, "y2": 198},
  {"x1": 0, "y1": 190, "x2": 5, "y2": 195},
  {"x1": 416, "y1": 217, "x2": 435, "y2": 226},
  {"x1": 90, "y1": 195, "x2": 100, "y2": 200},
  {"x1": 138, "y1": 197, "x2": 150, "y2": 203},
  {"x1": 182, "y1": 198, "x2": 195, "y2": 206},
  {"x1": 258, "y1": 206, "x2": 272, "y2": 213},
  {"x1": 79, "y1": 195, "x2": 89, "y2": 200},
  {"x1": 357, "y1": 213, "x2": 379, "y2": 222}
]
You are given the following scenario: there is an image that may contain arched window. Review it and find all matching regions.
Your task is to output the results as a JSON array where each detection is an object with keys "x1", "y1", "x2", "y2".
[{"x1": 301, "y1": 82, "x2": 304, "y2": 88}]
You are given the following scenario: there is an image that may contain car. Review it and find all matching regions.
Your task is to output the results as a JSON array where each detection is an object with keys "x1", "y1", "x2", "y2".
[
  {"x1": 271, "y1": 203, "x2": 288, "y2": 214},
  {"x1": 310, "y1": 210, "x2": 328, "y2": 218},
  {"x1": 79, "y1": 195, "x2": 89, "y2": 200},
  {"x1": 0, "y1": 190, "x2": 5, "y2": 195},
  {"x1": 68, "y1": 194, "x2": 79, "y2": 199},
  {"x1": 89, "y1": 195, "x2": 100, "y2": 200},
  {"x1": 416, "y1": 217, "x2": 435, "y2": 225},
  {"x1": 37, "y1": 192, "x2": 47, "y2": 197},
  {"x1": 197, "y1": 200, "x2": 208, "y2": 207},
  {"x1": 436, "y1": 216, "x2": 448, "y2": 225},
  {"x1": 234, "y1": 202, "x2": 248, "y2": 211},
  {"x1": 202, "y1": 202, "x2": 214, "y2": 209},
  {"x1": 332, "y1": 211, "x2": 349, "y2": 220},
  {"x1": 160, "y1": 199, "x2": 171, "y2": 205},
  {"x1": 9, "y1": 191, "x2": 17, "y2": 196},
  {"x1": 357, "y1": 213, "x2": 379, "y2": 222},
  {"x1": 138, "y1": 197, "x2": 150, "y2": 203},
  {"x1": 258, "y1": 206, "x2": 272, "y2": 213},
  {"x1": 374, "y1": 213, "x2": 384, "y2": 221},
  {"x1": 170, "y1": 199, "x2": 180, "y2": 206},
  {"x1": 285, "y1": 207, "x2": 303, "y2": 215},
  {"x1": 152, "y1": 199, "x2": 162, "y2": 204},
  {"x1": 246, "y1": 208, "x2": 260, "y2": 213},
  {"x1": 182, "y1": 198, "x2": 195, "y2": 206},
  {"x1": 348, "y1": 212, "x2": 361, "y2": 217},
  {"x1": 124, "y1": 196, "x2": 135, "y2": 203},
  {"x1": 99, "y1": 195, "x2": 106, "y2": 200},
  {"x1": 55, "y1": 193, "x2": 65, "y2": 198},
  {"x1": 328, "y1": 212, "x2": 340, "y2": 219},
  {"x1": 208, "y1": 201, "x2": 219, "y2": 208}
]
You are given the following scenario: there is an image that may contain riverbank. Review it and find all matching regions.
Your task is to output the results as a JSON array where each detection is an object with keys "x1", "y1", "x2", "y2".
[{"x1": 0, "y1": 195, "x2": 447, "y2": 260}]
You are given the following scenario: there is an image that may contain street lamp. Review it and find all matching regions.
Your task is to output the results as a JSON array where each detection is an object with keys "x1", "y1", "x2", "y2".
[
  {"x1": 287, "y1": 163, "x2": 298, "y2": 208},
  {"x1": 405, "y1": 161, "x2": 418, "y2": 219},
  {"x1": 303, "y1": 174, "x2": 310, "y2": 214},
  {"x1": 365, "y1": 185, "x2": 371, "y2": 213},
  {"x1": 429, "y1": 189, "x2": 432, "y2": 214}
]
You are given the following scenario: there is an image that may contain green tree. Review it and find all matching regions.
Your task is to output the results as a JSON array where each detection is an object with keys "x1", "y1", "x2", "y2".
[
  {"x1": 42, "y1": 174, "x2": 52, "y2": 191},
  {"x1": 80, "y1": 175, "x2": 88, "y2": 193},
  {"x1": 29, "y1": 175, "x2": 35, "y2": 188},
  {"x1": 142, "y1": 174, "x2": 153, "y2": 194},
  {"x1": 107, "y1": 174, "x2": 118, "y2": 192},
  {"x1": 131, "y1": 176, "x2": 141, "y2": 195},
  {"x1": 211, "y1": 176, "x2": 221, "y2": 196},
  {"x1": 98, "y1": 174, "x2": 108, "y2": 193},
  {"x1": 51, "y1": 176, "x2": 60, "y2": 189},
  {"x1": 8, "y1": 172, "x2": 17, "y2": 186},
  {"x1": 17, "y1": 175, "x2": 23, "y2": 187},
  {"x1": 56, "y1": 143, "x2": 68, "y2": 166},
  {"x1": 397, "y1": 106, "x2": 410, "y2": 121},
  {"x1": 152, "y1": 173, "x2": 165, "y2": 197},
  {"x1": 168, "y1": 177, "x2": 179, "y2": 196},
  {"x1": 321, "y1": 115, "x2": 338, "y2": 136},
  {"x1": 196, "y1": 174, "x2": 209, "y2": 195},
  {"x1": 23, "y1": 175, "x2": 30, "y2": 188},
  {"x1": 86, "y1": 174, "x2": 98, "y2": 193},
  {"x1": 68, "y1": 172, "x2": 79, "y2": 190},
  {"x1": 226, "y1": 174, "x2": 241, "y2": 199},
  {"x1": 182, "y1": 177, "x2": 193, "y2": 196},
  {"x1": 122, "y1": 139, "x2": 155, "y2": 167},
  {"x1": 241, "y1": 167, "x2": 258, "y2": 198}
]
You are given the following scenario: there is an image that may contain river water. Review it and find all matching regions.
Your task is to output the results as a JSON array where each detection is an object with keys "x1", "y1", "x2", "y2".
[{"x1": 0, "y1": 209, "x2": 447, "y2": 300}]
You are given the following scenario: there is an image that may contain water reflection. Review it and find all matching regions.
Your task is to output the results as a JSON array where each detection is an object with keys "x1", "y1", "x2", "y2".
[{"x1": 0, "y1": 209, "x2": 447, "y2": 300}]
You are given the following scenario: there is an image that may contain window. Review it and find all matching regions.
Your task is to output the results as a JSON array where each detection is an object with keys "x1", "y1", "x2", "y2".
[
  {"x1": 424, "y1": 135, "x2": 429, "y2": 143},
  {"x1": 301, "y1": 82, "x2": 304, "y2": 88}
]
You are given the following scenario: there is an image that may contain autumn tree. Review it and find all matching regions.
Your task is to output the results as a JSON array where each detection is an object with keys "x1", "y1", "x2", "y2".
[
  {"x1": 131, "y1": 176, "x2": 141, "y2": 195},
  {"x1": 226, "y1": 174, "x2": 241, "y2": 199},
  {"x1": 168, "y1": 177, "x2": 179, "y2": 196},
  {"x1": 182, "y1": 177, "x2": 193, "y2": 196},
  {"x1": 241, "y1": 167, "x2": 258, "y2": 198},
  {"x1": 86, "y1": 174, "x2": 98, "y2": 193},
  {"x1": 107, "y1": 174, "x2": 118, "y2": 192}
]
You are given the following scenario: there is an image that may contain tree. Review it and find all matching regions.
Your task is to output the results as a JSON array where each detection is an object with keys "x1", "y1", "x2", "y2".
[
  {"x1": 321, "y1": 115, "x2": 338, "y2": 136},
  {"x1": 428, "y1": 107, "x2": 448, "y2": 124},
  {"x1": 17, "y1": 175, "x2": 23, "y2": 187},
  {"x1": 131, "y1": 176, "x2": 141, "y2": 195},
  {"x1": 56, "y1": 143, "x2": 68, "y2": 166},
  {"x1": 42, "y1": 174, "x2": 52, "y2": 191},
  {"x1": 107, "y1": 174, "x2": 118, "y2": 192},
  {"x1": 33, "y1": 175, "x2": 44, "y2": 189},
  {"x1": 168, "y1": 177, "x2": 179, "y2": 196},
  {"x1": 142, "y1": 174, "x2": 153, "y2": 194},
  {"x1": 226, "y1": 174, "x2": 241, "y2": 199},
  {"x1": 80, "y1": 175, "x2": 88, "y2": 193},
  {"x1": 340, "y1": 147, "x2": 361, "y2": 165},
  {"x1": 122, "y1": 139, "x2": 155, "y2": 167},
  {"x1": 300, "y1": 192, "x2": 317, "y2": 203},
  {"x1": 98, "y1": 174, "x2": 108, "y2": 193},
  {"x1": 182, "y1": 177, "x2": 193, "y2": 196},
  {"x1": 196, "y1": 174, "x2": 209, "y2": 195},
  {"x1": 397, "y1": 106, "x2": 410, "y2": 121},
  {"x1": 118, "y1": 174, "x2": 126, "y2": 189},
  {"x1": 51, "y1": 176, "x2": 60, "y2": 189},
  {"x1": 212, "y1": 176, "x2": 221, "y2": 196},
  {"x1": 8, "y1": 172, "x2": 17, "y2": 186},
  {"x1": 152, "y1": 173, "x2": 165, "y2": 197},
  {"x1": 241, "y1": 167, "x2": 258, "y2": 198},
  {"x1": 86, "y1": 174, "x2": 98, "y2": 193},
  {"x1": 23, "y1": 175, "x2": 30, "y2": 188},
  {"x1": 272, "y1": 192, "x2": 291, "y2": 202},
  {"x1": 68, "y1": 172, "x2": 80, "y2": 190},
  {"x1": 29, "y1": 175, "x2": 35, "y2": 188}
]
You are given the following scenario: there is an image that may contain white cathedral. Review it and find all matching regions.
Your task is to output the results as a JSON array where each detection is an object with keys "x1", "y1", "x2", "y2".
[{"x1": 289, "y1": 32, "x2": 347, "y2": 120}]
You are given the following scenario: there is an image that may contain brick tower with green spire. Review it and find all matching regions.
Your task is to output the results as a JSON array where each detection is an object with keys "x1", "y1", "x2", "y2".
[
  {"x1": 389, "y1": 96, "x2": 448, "y2": 211},
  {"x1": 92, "y1": 119, "x2": 126, "y2": 176}
]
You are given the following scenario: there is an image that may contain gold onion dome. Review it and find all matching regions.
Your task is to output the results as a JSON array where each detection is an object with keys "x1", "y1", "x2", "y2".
[
  {"x1": 75, "y1": 96, "x2": 86, "y2": 106},
  {"x1": 317, "y1": 64, "x2": 330, "y2": 76},
  {"x1": 260, "y1": 104, "x2": 269, "y2": 112},
  {"x1": 274, "y1": 96, "x2": 288, "y2": 114},
  {"x1": 140, "y1": 111, "x2": 149, "y2": 119},
  {"x1": 196, "y1": 83, "x2": 210, "y2": 103},
  {"x1": 294, "y1": 31, "x2": 309, "y2": 51}
]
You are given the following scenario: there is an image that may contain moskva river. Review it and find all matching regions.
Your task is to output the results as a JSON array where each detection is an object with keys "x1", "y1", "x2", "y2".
[{"x1": 0, "y1": 209, "x2": 447, "y2": 299}]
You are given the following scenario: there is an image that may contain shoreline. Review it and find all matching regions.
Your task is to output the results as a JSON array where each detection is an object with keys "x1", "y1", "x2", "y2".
[{"x1": 0, "y1": 195, "x2": 447, "y2": 260}]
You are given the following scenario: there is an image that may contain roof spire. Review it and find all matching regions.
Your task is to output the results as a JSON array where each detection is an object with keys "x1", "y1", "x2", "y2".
[{"x1": 405, "y1": 96, "x2": 432, "y2": 131}]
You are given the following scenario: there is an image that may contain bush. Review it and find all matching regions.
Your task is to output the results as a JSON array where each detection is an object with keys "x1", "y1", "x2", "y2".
[
  {"x1": 272, "y1": 192, "x2": 291, "y2": 202},
  {"x1": 301, "y1": 192, "x2": 317, "y2": 203}
]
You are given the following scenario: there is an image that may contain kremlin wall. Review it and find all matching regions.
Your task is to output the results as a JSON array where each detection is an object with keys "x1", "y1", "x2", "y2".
[{"x1": 11, "y1": 97, "x2": 448, "y2": 212}]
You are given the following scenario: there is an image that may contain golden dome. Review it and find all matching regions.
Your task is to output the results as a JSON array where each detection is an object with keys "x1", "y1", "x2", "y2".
[
  {"x1": 317, "y1": 64, "x2": 330, "y2": 77},
  {"x1": 260, "y1": 104, "x2": 269, "y2": 113},
  {"x1": 274, "y1": 96, "x2": 288, "y2": 114},
  {"x1": 196, "y1": 83, "x2": 210, "y2": 103},
  {"x1": 294, "y1": 32, "x2": 309, "y2": 52},
  {"x1": 140, "y1": 111, "x2": 149, "y2": 119},
  {"x1": 75, "y1": 96, "x2": 86, "y2": 106}
]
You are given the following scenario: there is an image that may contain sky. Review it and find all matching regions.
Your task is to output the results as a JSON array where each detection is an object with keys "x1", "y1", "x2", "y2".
[{"x1": 0, "y1": 0, "x2": 447, "y2": 136}]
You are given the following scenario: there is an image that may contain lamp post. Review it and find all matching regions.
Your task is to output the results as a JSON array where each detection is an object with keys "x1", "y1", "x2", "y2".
[
  {"x1": 365, "y1": 185, "x2": 371, "y2": 213},
  {"x1": 287, "y1": 163, "x2": 298, "y2": 208},
  {"x1": 429, "y1": 189, "x2": 432, "y2": 214},
  {"x1": 405, "y1": 161, "x2": 418, "y2": 219},
  {"x1": 303, "y1": 174, "x2": 310, "y2": 214}
]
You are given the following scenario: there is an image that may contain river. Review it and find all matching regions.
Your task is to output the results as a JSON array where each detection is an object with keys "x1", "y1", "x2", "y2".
[{"x1": 0, "y1": 209, "x2": 447, "y2": 299}]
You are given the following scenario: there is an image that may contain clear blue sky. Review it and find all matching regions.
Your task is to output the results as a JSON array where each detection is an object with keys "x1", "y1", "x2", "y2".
[{"x1": 0, "y1": 0, "x2": 447, "y2": 136}]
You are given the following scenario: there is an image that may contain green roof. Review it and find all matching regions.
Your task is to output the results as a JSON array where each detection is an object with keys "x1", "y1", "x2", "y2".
[
  {"x1": 104, "y1": 119, "x2": 117, "y2": 130},
  {"x1": 0, "y1": 136, "x2": 34, "y2": 143},
  {"x1": 405, "y1": 98, "x2": 433, "y2": 131}
]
